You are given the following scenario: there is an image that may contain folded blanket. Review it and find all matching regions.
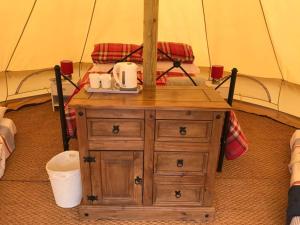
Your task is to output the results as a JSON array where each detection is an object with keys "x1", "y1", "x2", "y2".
[
  {"x1": 291, "y1": 130, "x2": 300, "y2": 150},
  {"x1": 157, "y1": 42, "x2": 194, "y2": 63},
  {"x1": 290, "y1": 163, "x2": 300, "y2": 186},
  {"x1": 290, "y1": 147, "x2": 300, "y2": 170},
  {"x1": 0, "y1": 118, "x2": 17, "y2": 154},
  {"x1": 91, "y1": 43, "x2": 143, "y2": 64},
  {"x1": 225, "y1": 111, "x2": 248, "y2": 160}
]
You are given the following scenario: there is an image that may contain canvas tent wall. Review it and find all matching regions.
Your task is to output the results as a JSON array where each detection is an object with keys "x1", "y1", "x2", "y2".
[{"x1": 1, "y1": 0, "x2": 299, "y2": 120}]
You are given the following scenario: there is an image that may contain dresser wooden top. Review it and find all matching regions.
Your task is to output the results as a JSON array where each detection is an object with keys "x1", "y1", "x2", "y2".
[{"x1": 69, "y1": 85, "x2": 230, "y2": 111}]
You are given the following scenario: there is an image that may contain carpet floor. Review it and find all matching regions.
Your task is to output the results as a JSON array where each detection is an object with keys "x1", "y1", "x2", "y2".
[{"x1": 0, "y1": 101, "x2": 294, "y2": 225}]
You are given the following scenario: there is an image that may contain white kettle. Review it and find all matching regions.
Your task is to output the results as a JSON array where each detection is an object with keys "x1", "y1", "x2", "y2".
[{"x1": 113, "y1": 62, "x2": 138, "y2": 90}]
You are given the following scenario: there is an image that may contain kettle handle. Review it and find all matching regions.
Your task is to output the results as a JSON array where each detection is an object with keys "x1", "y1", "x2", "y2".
[{"x1": 113, "y1": 63, "x2": 122, "y2": 87}]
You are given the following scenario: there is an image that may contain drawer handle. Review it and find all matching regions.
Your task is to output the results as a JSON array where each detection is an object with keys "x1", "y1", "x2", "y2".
[
  {"x1": 134, "y1": 176, "x2": 143, "y2": 185},
  {"x1": 175, "y1": 190, "x2": 181, "y2": 198},
  {"x1": 179, "y1": 127, "x2": 187, "y2": 136},
  {"x1": 177, "y1": 159, "x2": 184, "y2": 167},
  {"x1": 112, "y1": 125, "x2": 119, "y2": 134}
]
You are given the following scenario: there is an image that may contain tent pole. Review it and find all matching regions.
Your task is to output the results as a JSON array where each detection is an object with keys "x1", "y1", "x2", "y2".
[
  {"x1": 217, "y1": 68, "x2": 238, "y2": 172},
  {"x1": 54, "y1": 65, "x2": 69, "y2": 151},
  {"x1": 143, "y1": 0, "x2": 159, "y2": 89}
]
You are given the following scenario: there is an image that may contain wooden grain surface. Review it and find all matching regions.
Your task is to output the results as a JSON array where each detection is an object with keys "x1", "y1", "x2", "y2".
[
  {"x1": 75, "y1": 108, "x2": 91, "y2": 204},
  {"x1": 69, "y1": 86, "x2": 230, "y2": 111},
  {"x1": 154, "y1": 152, "x2": 208, "y2": 176},
  {"x1": 143, "y1": 110, "x2": 155, "y2": 205},
  {"x1": 143, "y1": 0, "x2": 159, "y2": 89},
  {"x1": 203, "y1": 112, "x2": 225, "y2": 206},
  {"x1": 155, "y1": 120, "x2": 212, "y2": 142},
  {"x1": 87, "y1": 119, "x2": 144, "y2": 141},
  {"x1": 153, "y1": 184, "x2": 204, "y2": 206},
  {"x1": 79, "y1": 205, "x2": 215, "y2": 222}
]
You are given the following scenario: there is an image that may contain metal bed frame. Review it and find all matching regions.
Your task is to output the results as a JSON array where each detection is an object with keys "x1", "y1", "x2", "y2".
[{"x1": 53, "y1": 47, "x2": 237, "y2": 172}]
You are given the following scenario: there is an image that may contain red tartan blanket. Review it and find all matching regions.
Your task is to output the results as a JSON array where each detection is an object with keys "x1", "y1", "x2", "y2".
[
  {"x1": 91, "y1": 43, "x2": 143, "y2": 63},
  {"x1": 225, "y1": 111, "x2": 248, "y2": 160},
  {"x1": 157, "y1": 42, "x2": 194, "y2": 63},
  {"x1": 91, "y1": 42, "x2": 195, "y2": 64}
]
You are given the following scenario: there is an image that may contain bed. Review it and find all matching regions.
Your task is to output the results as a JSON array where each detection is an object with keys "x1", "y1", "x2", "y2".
[
  {"x1": 54, "y1": 42, "x2": 247, "y2": 171},
  {"x1": 0, "y1": 117, "x2": 17, "y2": 178}
]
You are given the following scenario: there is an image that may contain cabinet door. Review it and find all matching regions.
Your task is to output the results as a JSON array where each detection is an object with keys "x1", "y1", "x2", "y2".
[{"x1": 90, "y1": 151, "x2": 143, "y2": 205}]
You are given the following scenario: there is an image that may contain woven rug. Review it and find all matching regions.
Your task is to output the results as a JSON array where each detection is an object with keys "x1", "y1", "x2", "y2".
[{"x1": 0, "y1": 102, "x2": 294, "y2": 225}]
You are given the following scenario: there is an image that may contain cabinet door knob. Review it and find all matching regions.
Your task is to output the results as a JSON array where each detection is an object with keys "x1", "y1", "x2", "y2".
[
  {"x1": 134, "y1": 176, "x2": 143, "y2": 185},
  {"x1": 112, "y1": 125, "x2": 119, "y2": 134},
  {"x1": 78, "y1": 112, "x2": 84, "y2": 116},
  {"x1": 177, "y1": 159, "x2": 184, "y2": 167},
  {"x1": 179, "y1": 127, "x2": 187, "y2": 136},
  {"x1": 175, "y1": 190, "x2": 181, "y2": 198}
]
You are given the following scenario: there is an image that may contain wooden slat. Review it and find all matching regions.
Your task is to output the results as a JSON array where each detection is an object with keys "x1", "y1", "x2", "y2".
[
  {"x1": 88, "y1": 140, "x2": 144, "y2": 151},
  {"x1": 203, "y1": 89, "x2": 224, "y2": 102},
  {"x1": 153, "y1": 175, "x2": 205, "y2": 185},
  {"x1": 156, "y1": 110, "x2": 213, "y2": 120},
  {"x1": 154, "y1": 142, "x2": 209, "y2": 152},
  {"x1": 79, "y1": 205, "x2": 215, "y2": 222},
  {"x1": 134, "y1": 151, "x2": 143, "y2": 205},
  {"x1": 203, "y1": 112, "x2": 225, "y2": 206},
  {"x1": 86, "y1": 109, "x2": 144, "y2": 119},
  {"x1": 143, "y1": 0, "x2": 159, "y2": 89},
  {"x1": 143, "y1": 110, "x2": 155, "y2": 205},
  {"x1": 75, "y1": 108, "x2": 91, "y2": 204},
  {"x1": 69, "y1": 87, "x2": 230, "y2": 111},
  {"x1": 89, "y1": 151, "x2": 102, "y2": 205}
]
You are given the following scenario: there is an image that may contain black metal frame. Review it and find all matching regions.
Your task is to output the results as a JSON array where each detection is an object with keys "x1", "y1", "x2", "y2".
[
  {"x1": 217, "y1": 68, "x2": 238, "y2": 172},
  {"x1": 54, "y1": 65, "x2": 71, "y2": 151},
  {"x1": 156, "y1": 48, "x2": 197, "y2": 86}
]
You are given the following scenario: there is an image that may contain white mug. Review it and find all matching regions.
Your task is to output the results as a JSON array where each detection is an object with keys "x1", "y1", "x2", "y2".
[
  {"x1": 100, "y1": 73, "x2": 111, "y2": 89},
  {"x1": 89, "y1": 73, "x2": 101, "y2": 88}
]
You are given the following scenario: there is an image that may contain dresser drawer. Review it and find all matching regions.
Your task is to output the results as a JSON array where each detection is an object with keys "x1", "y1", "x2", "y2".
[
  {"x1": 154, "y1": 152, "x2": 208, "y2": 175},
  {"x1": 87, "y1": 119, "x2": 144, "y2": 141},
  {"x1": 153, "y1": 184, "x2": 204, "y2": 206},
  {"x1": 155, "y1": 120, "x2": 212, "y2": 142}
]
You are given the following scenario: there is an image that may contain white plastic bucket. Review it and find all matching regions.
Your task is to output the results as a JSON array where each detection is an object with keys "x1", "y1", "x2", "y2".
[{"x1": 46, "y1": 150, "x2": 82, "y2": 208}]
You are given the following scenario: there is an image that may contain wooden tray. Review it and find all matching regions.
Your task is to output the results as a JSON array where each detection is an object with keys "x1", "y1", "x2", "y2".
[{"x1": 85, "y1": 85, "x2": 142, "y2": 94}]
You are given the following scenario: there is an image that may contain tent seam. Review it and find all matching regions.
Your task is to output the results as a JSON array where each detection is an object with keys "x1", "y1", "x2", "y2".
[
  {"x1": 78, "y1": 0, "x2": 98, "y2": 79},
  {"x1": 201, "y1": 0, "x2": 212, "y2": 77},
  {"x1": 3, "y1": 0, "x2": 38, "y2": 103}
]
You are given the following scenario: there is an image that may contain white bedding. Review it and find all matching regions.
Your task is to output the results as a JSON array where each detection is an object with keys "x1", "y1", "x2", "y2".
[
  {"x1": 0, "y1": 118, "x2": 17, "y2": 178},
  {"x1": 88, "y1": 62, "x2": 200, "y2": 75}
]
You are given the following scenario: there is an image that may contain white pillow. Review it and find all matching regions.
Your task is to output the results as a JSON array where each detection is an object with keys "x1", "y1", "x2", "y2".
[{"x1": 0, "y1": 107, "x2": 7, "y2": 118}]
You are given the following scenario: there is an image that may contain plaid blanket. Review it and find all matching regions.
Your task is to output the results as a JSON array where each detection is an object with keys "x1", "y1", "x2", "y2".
[
  {"x1": 91, "y1": 42, "x2": 195, "y2": 64},
  {"x1": 225, "y1": 111, "x2": 248, "y2": 160},
  {"x1": 91, "y1": 43, "x2": 143, "y2": 63},
  {"x1": 157, "y1": 42, "x2": 194, "y2": 63}
]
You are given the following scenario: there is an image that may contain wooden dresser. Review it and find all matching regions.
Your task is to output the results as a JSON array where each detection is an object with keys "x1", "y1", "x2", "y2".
[{"x1": 69, "y1": 85, "x2": 230, "y2": 222}]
